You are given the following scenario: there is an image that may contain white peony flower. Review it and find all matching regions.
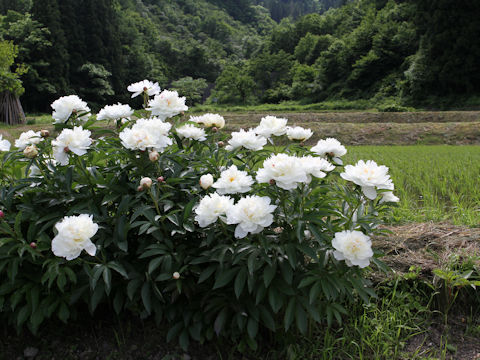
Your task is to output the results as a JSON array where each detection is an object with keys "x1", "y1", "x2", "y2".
[
  {"x1": 332, "y1": 230, "x2": 373, "y2": 268},
  {"x1": 199, "y1": 174, "x2": 214, "y2": 190},
  {"x1": 254, "y1": 116, "x2": 288, "y2": 138},
  {"x1": 380, "y1": 191, "x2": 400, "y2": 203},
  {"x1": 0, "y1": 135, "x2": 11, "y2": 151},
  {"x1": 51, "y1": 214, "x2": 98, "y2": 260},
  {"x1": 311, "y1": 138, "x2": 347, "y2": 158},
  {"x1": 15, "y1": 130, "x2": 42, "y2": 150},
  {"x1": 256, "y1": 153, "x2": 309, "y2": 190},
  {"x1": 299, "y1": 156, "x2": 335, "y2": 181},
  {"x1": 29, "y1": 158, "x2": 57, "y2": 177},
  {"x1": 176, "y1": 124, "x2": 207, "y2": 141},
  {"x1": 190, "y1": 113, "x2": 225, "y2": 129},
  {"x1": 52, "y1": 126, "x2": 93, "y2": 165},
  {"x1": 119, "y1": 118, "x2": 172, "y2": 152},
  {"x1": 51, "y1": 95, "x2": 91, "y2": 124},
  {"x1": 225, "y1": 129, "x2": 266, "y2": 151},
  {"x1": 340, "y1": 160, "x2": 392, "y2": 200},
  {"x1": 226, "y1": 196, "x2": 276, "y2": 239},
  {"x1": 212, "y1": 165, "x2": 254, "y2": 195},
  {"x1": 127, "y1": 80, "x2": 161, "y2": 98},
  {"x1": 96, "y1": 103, "x2": 134, "y2": 121},
  {"x1": 147, "y1": 90, "x2": 188, "y2": 120},
  {"x1": 194, "y1": 193, "x2": 234, "y2": 227},
  {"x1": 286, "y1": 126, "x2": 313, "y2": 142}
]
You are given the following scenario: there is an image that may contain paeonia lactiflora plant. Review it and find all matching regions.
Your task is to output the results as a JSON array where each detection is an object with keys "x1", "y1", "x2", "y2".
[{"x1": 0, "y1": 80, "x2": 398, "y2": 350}]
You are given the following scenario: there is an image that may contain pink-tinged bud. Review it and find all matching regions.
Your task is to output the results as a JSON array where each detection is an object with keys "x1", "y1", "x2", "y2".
[
  {"x1": 211, "y1": 127, "x2": 218, "y2": 133},
  {"x1": 23, "y1": 145, "x2": 39, "y2": 159},
  {"x1": 137, "y1": 185, "x2": 144, "y2": 192},
  {"x1": 140, "y1": 177, "x2": 152, "y2": 189},
  {"x1": 29, "y1": 242, "x2": 37, "y2": 249},
  {"x1": 143, "y1": 86, "x2": 148, "y2": 92},
  {"x1": 64, "y1": 146, "x2": 70, "y2": 153},
  {"x1": 269, "y1": 179, "x2": 276, "y2": 185},
  {"x1": 173, "y1": 272, "x2": 180, "y2": 280},
  {"x1": 149, "y1": 150, "x2": 159, "y2": 162},
  {"x1": 273, "y1": 227, "x2": 284, "y2": 234},
  {"x1": 299, "y1": 142, "x2": 305, "y2": 147},
  {"x1": 0, "y1": 210, "x2": 4, "y2": 218},
  {"x1": 40, "y1": 130, "x2": 50, "y2": 138},
  {"x1": 199, "y1": 174, "x2": 214, "y2": 190},
  {"x1": 217, "y1": 141, "x2": 225, "y2": 148},
  {"x1": 157, "y1": 176, "x2": 165, "y2": 183}
]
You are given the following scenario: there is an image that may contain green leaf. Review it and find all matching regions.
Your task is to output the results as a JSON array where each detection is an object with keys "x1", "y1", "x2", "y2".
[
  {"x1": 247, "y1": 317, "x2": 258, "y2": 339},
  {"x1": 148, "y1": 258, "x2": 163, "y2": 274},
  {"x1": 57, "y1": 302, "x2": 70, "y2": 323},
  {"x1": 263, "y1": 262, "x2": 277, "y2": 288},
  {"x1": 183, "y1": 198, "x2": 196, "y2": 223},
  {"x1": 17, "y1": 305, "x2": 30, "y2": 328},
  {"x1": 214, "y1": 307, "x2": 228, "y2": 336},
  {"x1": 198, "y1": 265, "x2": 217, "y2": 284},
  {"x1": 213, "y1": 268, "x2": 238, "y2": 289},
  {"x1": 108, "y1": 262, "x2": 128, "y2": 279},
  {"x1": 102, "y1": 267, "x2": 112, "y2": 295},
  {"x1": 234, "y1": 268, "x2": 247, "y2": 298},
  {"x1": 141, "y1": 282, "x2": 151, "y2": 314},
  {"x1": 295, "y1": 303, "x2": 307, "y2": 334},
  {"x1": 259, "y1": 305, "x2": 276, "y2": 331}
]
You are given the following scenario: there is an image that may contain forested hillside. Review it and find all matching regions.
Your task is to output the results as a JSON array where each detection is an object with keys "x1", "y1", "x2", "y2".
[{"x1": 0, "y1": 0, "x2": 479, "y2": 112}]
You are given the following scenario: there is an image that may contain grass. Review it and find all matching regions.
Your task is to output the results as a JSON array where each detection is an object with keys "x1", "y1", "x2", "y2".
[{"x1": 345, "y1": 145, "x2": 480, "y2": 226}]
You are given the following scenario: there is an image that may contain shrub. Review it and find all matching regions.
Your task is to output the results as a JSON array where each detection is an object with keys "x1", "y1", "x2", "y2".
[{"x1": 0, "y1": 82, "x2": 398, "y2": 350}]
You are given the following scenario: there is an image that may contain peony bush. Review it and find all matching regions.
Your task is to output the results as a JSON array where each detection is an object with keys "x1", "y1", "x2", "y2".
[{"x1": 0, "y1": 81, "x2": 398, "y2": 350}]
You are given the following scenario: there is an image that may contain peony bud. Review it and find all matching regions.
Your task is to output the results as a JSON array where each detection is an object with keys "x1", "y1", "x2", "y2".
[
  {"x1": 23, "y1": 145, "x2": 38, "y2": 159},
  {"x1": 157, "y1": 176, "x2": 165, "y2": 183},
  {"x1": 40, "y1": 129, "x2": 50, "y2": 138},
  {"x1": 140, "y1": 177, "x2": 152, "y2": 189},
  {"x1": 269, "y1": 179, "x2": 276, "y2": 185},
  {"x1": 137, "y1": 185, "x2": 143, "y2": 192},
  {"x1": 217, "y1": 141, "x2": 225, "y2": 148},
  {"x1": 0, "y1": 210, "x2": 4, "y2": 218},
  {"x1": 199, "y1": 174, "x2": 214, "y2": 190},
  {"x1": 29, "y1": 242, "x2": 37, "y2": 249},
  {"x1": 64, "y1": 146, "x2": 70, "y2": 153},
  {"x1": 211, "y1": 126, "x2": 218, "y2": 133},
  {"x1": 173, "y1": 272, "x2": 180, "y2": 279},
  {"x1": 148, "y1": 150, "x2": 159, "y2": 162}
]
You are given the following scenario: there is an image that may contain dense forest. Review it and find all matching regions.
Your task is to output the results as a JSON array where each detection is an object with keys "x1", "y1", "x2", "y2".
[{"x1": 0, "y1": 0, "x2": 479, "y2": 112}]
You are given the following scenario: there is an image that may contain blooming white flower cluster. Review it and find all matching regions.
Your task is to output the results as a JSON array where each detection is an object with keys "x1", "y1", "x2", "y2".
[
  {"x1": 254, "y1": 116, "x2": 288, "y2": 138},
  {"x1": 194, "y1": 193, "x2": 276, "y2": 239},
  {"x1": 96, "y1": 103, "x2": 134, "y2": 122},
  {"x1": 51, "y1": 214, "x2": 98, "y2": 260},
  {"x1": 190, "y1": 113, "x2": 225, "y2": 129},
  {"x1": 194, "y1": 193, "x2": 234, "y2": 227},
  {"x1": 286, "y1": 126, "x2": 313, "y2": 142},
  {"x1": 332, "y1": 230, "x2": 373, "y2": 268},
  {"x1": 147, "y1": 90, "x2": 188, "y2": 120},
  {"x1": 225, "y1": 129, "x2": 266, "y2": 151},
  {"x1": 226, "y1": 195, "x2": 276, "y2": 239},
  {"x1": 127, "y1": 80, "x2": 161, "y2": 98},
  {"x1": 256, "y1": 153, "x2": 334, "y2": 190},
  {"x1": 0, "y1": 135, "x2": 11, "y2": 152},
  {"x1": 119, "y1": 118, "x2": 172, "y2": 152},
  {"x1": 51, "y1": 95, "x2": 91, "y2": 124},
  {"x1": 52, "y1": 126, "x2": 93, "y2": 165},
  {"x1": 212, "y1": 165, "x2": 254, "y2": 195},
  {"x1": 176, "y1": 124, "x2": 207, "y2": 141},
  {"x1": 311, "y1": 138, "x2": 347, "y2": 159},
  {"x1": 340, "y1": 160, "x2": 396, "y2": 200},
  {"x1": 15, "y1": 130, "x2": 43, "y2": 150}
]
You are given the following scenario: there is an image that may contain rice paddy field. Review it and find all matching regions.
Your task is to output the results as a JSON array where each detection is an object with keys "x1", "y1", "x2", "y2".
[{"x1": 345, "y1": 145, "x2": 480, "y2": 226}]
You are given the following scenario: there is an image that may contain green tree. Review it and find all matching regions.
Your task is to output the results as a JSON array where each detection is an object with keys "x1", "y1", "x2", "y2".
[
  {"x1": 0, "y1": 40, "x2": 26, "y2": 124},
  {"x1": 171, "y1": 77, "x2": 208, "y2": 106},
  {"x1": 210, "y1": 63, "x2": 256, "y2": 104},
  {"x1": 0, "y1": 10, "x2": 53, "y2": 111}
]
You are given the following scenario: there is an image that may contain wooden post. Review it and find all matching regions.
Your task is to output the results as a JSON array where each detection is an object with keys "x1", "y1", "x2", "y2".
[{"x1": 0, "y1": 91, "x2": 26, "y2": 125}]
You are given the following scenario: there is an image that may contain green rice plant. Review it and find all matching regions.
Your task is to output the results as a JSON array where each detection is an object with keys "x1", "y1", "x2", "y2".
[{"x1": 345, "y1": 145, "x2": 480, "y2": 226}]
